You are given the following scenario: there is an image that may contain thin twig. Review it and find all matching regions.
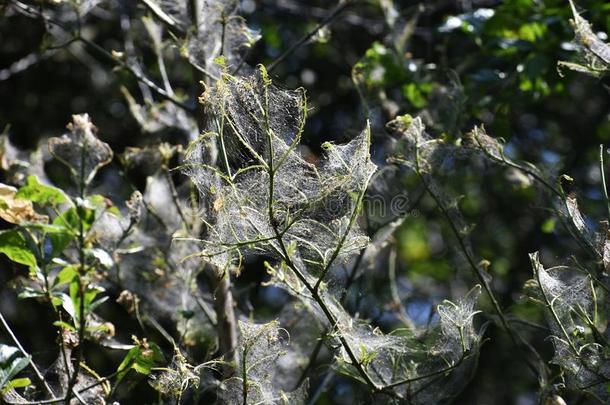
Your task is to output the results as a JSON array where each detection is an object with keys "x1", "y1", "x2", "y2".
[
  {"x1": 140, "y1": 0, "x2": 185, "y2": 36},
  {"x1": 163, "y1": 167, "x2": 190, "y2": 228},
  {"x1": 64, "y1": 127, "x2": 90, "y2": 403},
  {"x1": 266, "y1": 0, "x2": 354, "y2": 73},
  {"x1": 259, "y1": 73, "x2": 386, "y2": 394},
  {"x1": 412, "y1": 141, "x2": 545, "y2": 382},
  {"x1": 600, "y1": 144, "x2": 610, "y2": 221},
  {"x1": 3, "y1": 370, "x2": 118, "y2": 404},
  {"x1": 79, "y1": 36, "x2": 194, "y2": 111},
  {"x1": 9, "y1": 0, "x2": 194, "y2": 112},
  {"x1": 0, "y1": 312, "x2": 56, "y2": 398}
]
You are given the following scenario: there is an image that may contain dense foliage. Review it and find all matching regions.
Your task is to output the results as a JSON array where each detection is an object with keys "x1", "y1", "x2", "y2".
[{"x1": 2, "y1": 0, "x2": 610, "y2": 404}]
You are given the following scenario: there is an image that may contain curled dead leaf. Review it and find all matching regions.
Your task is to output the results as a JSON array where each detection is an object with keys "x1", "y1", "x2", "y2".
[{"x1": 0, "y1": 183, "x2": 47, "y2": 224}]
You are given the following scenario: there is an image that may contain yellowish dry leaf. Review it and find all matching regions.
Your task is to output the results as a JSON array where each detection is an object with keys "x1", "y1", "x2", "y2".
[{"x1": 0, "y1": 183, "x2": 48, "y2": 224}]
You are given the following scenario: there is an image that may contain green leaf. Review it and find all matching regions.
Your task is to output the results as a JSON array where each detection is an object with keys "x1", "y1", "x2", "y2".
[
  {"x1": 53, "y1": 265, "x2": 78, "y2": 288},
  {"x1": 541, "y1": 218, "x2": 556, "y2": 234},
  {"x1": 86, "y1": 194, "x2": 120, "y2": 216},
  {"x1": 87, "y1": 248, "x2": 114, "y2": 269},
  {"x1": 54, "y1": 206, "x2": 95, "y2": 233},
  {"x1": 517, "y1": 22, "x2": 546, "y2": 42},
  {"x1": 20, "y1": 223, "x2": 73, "y2": 260},
  {"x1": 358, "y1": 344, "x2": 378, "y2": 369},
  {"x1": 116, "y1": 347, "x2": 138, "y2": 378},
  {"x1": 52, "y1": 320, "x2": 76, "y2": 332},
  {"x1": 353, "y1": 42, "x2": 407, "y2": 88},
  {"x1": 69, "y1": 277, "x2": 105, "y2": 322},
  {"x1": 0, "y1": 230, "x2": 37, "y2": 269},
  {"x1": 89, "y1": 296, "x2": 109, "y2": 312},
  {"x1": 47, "y1": 229, "x2": 74, "y2": 260},
  {"x1": 402, "y1": 82, "x2": 431, "y2": 109},
  {"x1": 47, "y1": 206, "x2": 95, "y2": 257},
  {"x1": 17, "y1": 287, "x2": 45, "y2": 300},
  {"x1": 0, "y1": 344, "x2": 30, "y2": 390},
  {"x1": 134, "y1": 341, "x2": 164, "y2": 375},
  {"x1": 116, "y1": 340, "x2": 164, "y2": 384},
  {"x1": 1, "y1": 377, "x2": 31, "y2": 393},
  {"x1": 59, "y1": 292, "x2": 76, "y2": 322},
  {"x1": 86, "y1": 195, "x2": 108, "y2": 211},
  {"x1": 16, "y1": 175, "x2": 67, "y2": 206}
]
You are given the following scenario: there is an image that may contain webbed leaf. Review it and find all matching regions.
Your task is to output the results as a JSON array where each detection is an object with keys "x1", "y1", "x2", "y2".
[
  {"x1": 48, "y1": 114, "x2": 113, "y2": 185},
  {"x1": 184, "y1": 68, "x2": 376, "y2": 275}
]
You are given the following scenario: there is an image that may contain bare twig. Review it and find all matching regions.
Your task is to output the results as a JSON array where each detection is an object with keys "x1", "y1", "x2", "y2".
[
  {"x1": 0, "y1": 312, "x2": 56, "y2": 398},
  {"x1": 410, "y1": 141, "x2": 547, "y2": 383},
  {"x1": 599, "y1": 144, "x2": 610, "y2": 221},
  {"x1": 8, "y1": 0, "x2": 195, "y2": 112},
  {"x1": 140, "y1": 0, "x2": 186, "y2": 36},
  {"x1": 266, "y1": 0, "x2": 354, "y2": 73}
]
